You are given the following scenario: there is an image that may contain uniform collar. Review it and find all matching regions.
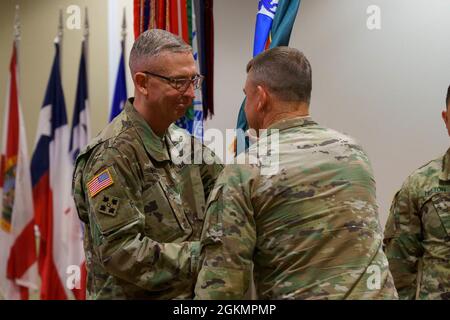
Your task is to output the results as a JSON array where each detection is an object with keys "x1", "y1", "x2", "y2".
[
  {"x1": 440, "y1": 147, "x2": 450, "y2": 181},
  {"x1": 255, "y1": 116, "x2": 317, "y2": 141},
  {"x1": 124, "y1": 98, "x2": 171, "y2": 162},
  {"x1": 267, "y1": 116, "x2": 317, "y2": 131}
]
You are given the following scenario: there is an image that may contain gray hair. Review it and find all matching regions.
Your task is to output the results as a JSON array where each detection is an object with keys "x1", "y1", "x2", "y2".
[
  {"x1": 129, "y1": 29, "x2": 192, "y2": 74},
  {"x1": 246, "y1": 47, "x2": 312, "y2": 104}
]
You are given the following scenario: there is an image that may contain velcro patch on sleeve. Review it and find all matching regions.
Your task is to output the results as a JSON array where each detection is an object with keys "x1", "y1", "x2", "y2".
[
  {"x1": 87, "y1": 168, "x2": 114, "y2": 198},
  {"x1": 98, "y1": 195, "x2": 120, "y2": 217}
]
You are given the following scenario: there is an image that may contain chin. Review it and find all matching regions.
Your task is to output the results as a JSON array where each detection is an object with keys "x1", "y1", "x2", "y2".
[
  {"x1": 178, "y1": 106, "x2": 189, "y2": 115},
  {"x1": 172, "y1": 113, "x2": 185, "y2": 123},
  {"x1": 246, "y1": 121, "x2": 257, "y2": 131},
  {"x1": 176, "y1": 110, "x2": 186, "y2": 118}
]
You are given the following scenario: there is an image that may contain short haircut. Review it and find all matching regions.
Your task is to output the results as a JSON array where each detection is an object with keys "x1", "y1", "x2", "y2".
[
  {"x1": 446, "y1": 85, "x2": 450, "y2": 109},
  {"x1": 129, "y1": 29, "x2": 192, "y2": 74},
  {"x1": 246, "y1": 47, "x2": 312, "y2": 104}
]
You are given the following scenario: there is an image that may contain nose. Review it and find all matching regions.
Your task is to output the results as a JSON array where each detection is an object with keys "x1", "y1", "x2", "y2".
[{"x1": 183, "y1": 82, "x2": 196, "y2": 99}]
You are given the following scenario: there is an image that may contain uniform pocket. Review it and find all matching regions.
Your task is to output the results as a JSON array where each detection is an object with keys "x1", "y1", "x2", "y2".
[
  {"x1": 431, "y1": 193, "x2": 450, "y2": 235},
  {"x1": 142, "y1": 180, "x2": 190, "y2": 242}
]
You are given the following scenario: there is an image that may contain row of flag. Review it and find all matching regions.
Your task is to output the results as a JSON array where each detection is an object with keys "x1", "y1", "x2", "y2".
[
  {"x1": 0, "y1": 9, "x2": 90, "y2": 300},
  {"x1": 133, "y1": 0, "x2": 215, "y2": 139}
]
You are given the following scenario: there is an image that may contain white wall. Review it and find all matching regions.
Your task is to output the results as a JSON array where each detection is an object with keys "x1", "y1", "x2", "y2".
[
  {"x1": 0, "y1": 0, "x2": 110, "y2": 156},
  {"x1": 207, "y1": 0, "x2": 450, "y2": 227}
]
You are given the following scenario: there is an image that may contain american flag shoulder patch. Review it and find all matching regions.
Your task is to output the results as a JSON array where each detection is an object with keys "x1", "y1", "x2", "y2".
[{"x1": 87, "y1": 168, "x2": 114, "y2": 198}]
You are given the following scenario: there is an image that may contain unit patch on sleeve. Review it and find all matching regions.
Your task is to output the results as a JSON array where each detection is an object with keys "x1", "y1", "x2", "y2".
[{"x1": 98, "y1": 195, "x2": 120, "y2": 217}]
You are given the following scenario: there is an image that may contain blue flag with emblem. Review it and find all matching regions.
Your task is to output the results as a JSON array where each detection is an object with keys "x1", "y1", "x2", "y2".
[
  {"x1": 109, "y1": 40, "x2": 127, "y2": 122},
  {"x1": 253, "y1": 0, "x2": 278, "y2": 56},
  {"x1": 235, "y1": 0, "x2": 301, "y2": 154}
]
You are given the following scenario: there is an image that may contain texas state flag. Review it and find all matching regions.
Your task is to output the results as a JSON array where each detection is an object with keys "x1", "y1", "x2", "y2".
[{"x1": 31, "y1": 41, "x2": 85, "y2": 300}]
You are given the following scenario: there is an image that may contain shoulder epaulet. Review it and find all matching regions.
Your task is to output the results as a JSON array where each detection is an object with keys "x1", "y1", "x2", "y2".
[{"x1": 76, "y1": 115, "x2": 134, "y2": 162}]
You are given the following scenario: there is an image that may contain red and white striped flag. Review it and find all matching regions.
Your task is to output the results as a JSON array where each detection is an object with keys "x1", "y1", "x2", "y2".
[{"x1": 0, "y1": 40, "x2": 38, "y2": 300}]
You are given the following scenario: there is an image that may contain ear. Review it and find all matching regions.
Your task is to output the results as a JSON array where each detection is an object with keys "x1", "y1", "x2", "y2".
[
  {"x1": 255, "y1": 85, "x2": 267, "y2": 112},
  {"x1": 442, "y1": 110, "x2": 450, "y2": 136},
  {"x1": 134, "y1": 73, "x2": 148, "y2": 96}
]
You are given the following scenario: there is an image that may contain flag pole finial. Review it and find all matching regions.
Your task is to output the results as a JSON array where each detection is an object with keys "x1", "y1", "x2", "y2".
[
  {"x1": 121, "y1": 7, "x2": 127, "y2": 42},
  {"x1": 14, "y1": 5, "x2": 20, "y2": 41},
  {"x1": 84, "y1": 7, "x2": 89, "y2": 40},
  {"x1": 56, "y1": 8, "x2": 64, "y2": 43}
]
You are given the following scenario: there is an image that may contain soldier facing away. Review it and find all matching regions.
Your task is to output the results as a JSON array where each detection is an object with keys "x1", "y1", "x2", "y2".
[
  {"x1": 72, "y1": 29, "x2": 222, "y2": 299},
  {"x1": 194, "y1": 47, "x2": 398, "y2": 300},
  {"x1": 384, "y1": 85, "x2": 450, "y2": 300}
]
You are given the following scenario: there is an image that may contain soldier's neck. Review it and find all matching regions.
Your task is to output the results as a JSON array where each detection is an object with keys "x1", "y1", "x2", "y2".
[
  {"x1": 134, "y1": 97, "x2": 169, "y2": 137},
  {"x1": 263, "y1": 105, "x2": 310, "y2": 129},
  {"x1": 146, "y1": 114, "x2": 169, "y2": 137}
]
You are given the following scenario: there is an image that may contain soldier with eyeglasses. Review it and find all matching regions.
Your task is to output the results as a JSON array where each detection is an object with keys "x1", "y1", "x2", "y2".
[{"x1": 72, "y1": 29, "x2": 222, "y2": 299}]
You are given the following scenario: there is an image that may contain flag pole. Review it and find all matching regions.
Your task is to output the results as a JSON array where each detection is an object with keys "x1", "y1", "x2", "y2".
[
  {"x1": 57, "y1": 9, "x2": 64, "y2": 73},
  {"x1": 14, "y1": 5, "x2": 20, "y2": 43},
  {"x1": 83, "y1": 7, "x2": 89, "y2": 45},
  {"x1": 84, "y1": 7, "x2": 89, "y2": 78},
  {"x1": 84, "y1": 7, "x2": 89, "y2": 41},
  {"x1": 121, "y1": 7, "x2": 127, "y2": 51},
  {"x1": 121, "y1": 7, "x2": 127, "y2": 94},
  {"x1": 57, "y1": 8, "x2": 64, "y2": 43},
  {"x1": 14, "y1": 5, "x2": 20, "y2": 78}
]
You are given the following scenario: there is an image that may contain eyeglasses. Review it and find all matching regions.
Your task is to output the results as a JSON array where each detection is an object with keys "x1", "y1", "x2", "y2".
[{"x1": 142, "y1": 71, "x2": 204, "y2": 92}]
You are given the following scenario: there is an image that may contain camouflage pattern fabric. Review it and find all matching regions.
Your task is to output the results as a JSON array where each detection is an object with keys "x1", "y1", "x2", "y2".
[
  {"x1": 72, "y1": 98, "x2": 222, "y2": 299},
  {"x1": 195, "y1": 116, "x2": 398, "y2": 300},
  {"x1": 384, "y1": 148, "x2": 450, "y2": 300}
]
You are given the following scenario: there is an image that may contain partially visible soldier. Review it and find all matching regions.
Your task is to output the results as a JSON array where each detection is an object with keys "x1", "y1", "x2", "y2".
[
  {"x1": 72, "y1": 29, "x2": 222, "y2": 299},
  {"x1": 384, "y1": 85, "x2": 450, "y2": 300},
  {"x1": 194, "y1": 47, "x2": 398, "y2": 300}
]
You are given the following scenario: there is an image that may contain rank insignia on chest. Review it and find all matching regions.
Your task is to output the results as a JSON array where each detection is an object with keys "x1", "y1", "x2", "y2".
[
  {"x1": 98, "y1": 196, "x2": 120, "y2": 216},
  {"x1": 87, "y1": 168, "x2": 114, "y2": 198}
]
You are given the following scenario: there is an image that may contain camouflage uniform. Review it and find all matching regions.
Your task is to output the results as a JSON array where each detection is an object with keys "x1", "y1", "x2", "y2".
[
  {"x1": 72, "y1": 99, "x2": 222, "y2": 299},
  {"x1": 384, "y1": 148, "x2": 450, "y2": 300},
  {"x1": 195, "y1": 117, "x2": 398, "y2": 300}
]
